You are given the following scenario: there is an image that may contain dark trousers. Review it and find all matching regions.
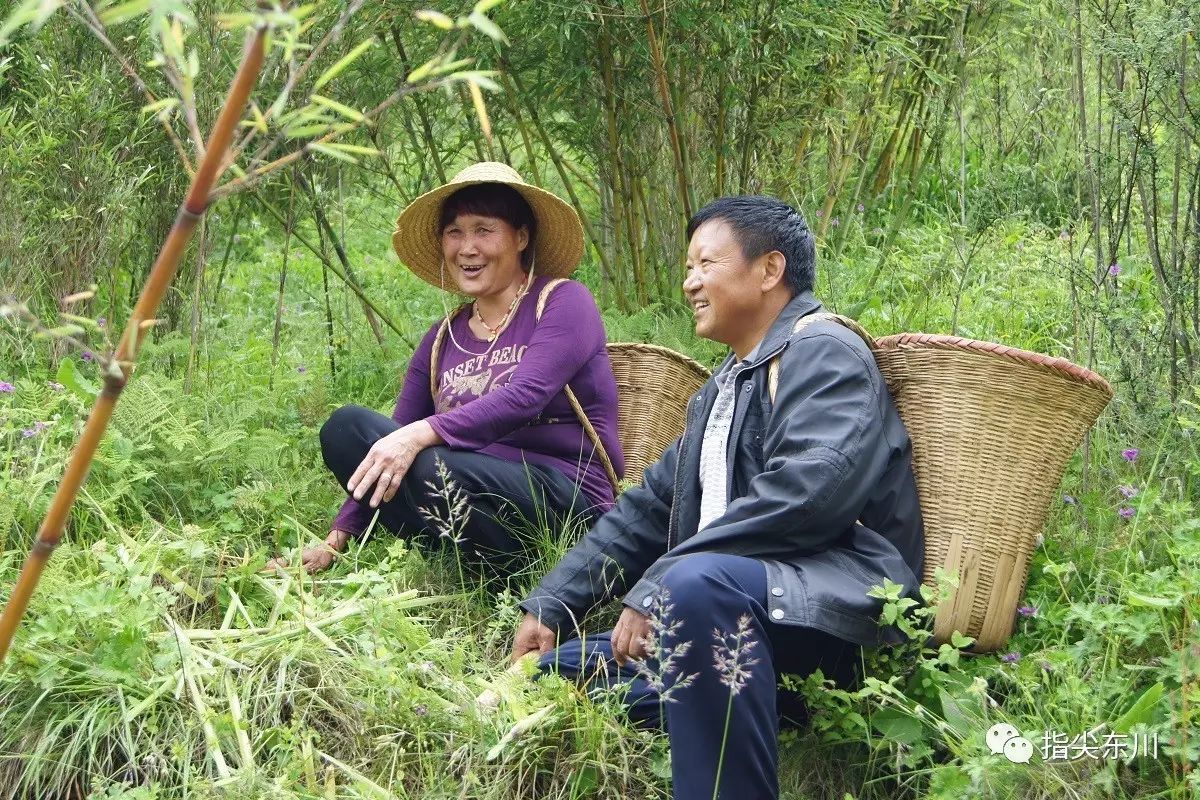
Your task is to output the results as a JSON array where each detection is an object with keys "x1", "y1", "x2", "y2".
[
  {"x1": 538, "y1": 553, "x2": 863, "y2": 800},
  {"x1": 319, "y1": 404, "x2": 592, "y2": 577}
]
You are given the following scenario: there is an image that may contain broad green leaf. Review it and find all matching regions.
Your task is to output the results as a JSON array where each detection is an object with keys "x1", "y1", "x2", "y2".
[
  {"x1": 312, "y1": 37, "x2": 376, "y2": 91},
  {"x1": 414, "y1": 9, "x2": 454, "y2": 30},
  {"x1": 467, "y1": 9, "x2": 506, "y2": 43},
  {"x1": 1111, "y1": 682, "x2": 1164, "y2": 734},
  {"x1": 1126, "y1": 592, "x2": 1179, "y2": 609},
  {"x1": 870, "y1": 708, "x2": 925, "y2": 745},
  {"x1": 57, "y1": 357, "x2": 98, "y2": 401}
]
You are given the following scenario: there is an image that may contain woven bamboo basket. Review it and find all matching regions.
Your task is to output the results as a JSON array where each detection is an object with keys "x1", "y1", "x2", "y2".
[
  {"x1": 871, "y1": 333, "x2": 1113, "y2": 651},
  {"x1": 606, "y1": 342, "x2": 710, "y2": 483}
]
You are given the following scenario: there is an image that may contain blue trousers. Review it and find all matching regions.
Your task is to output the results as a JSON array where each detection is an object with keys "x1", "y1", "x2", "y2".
[{"x1": 538, "y1": 553, "x2": 862, "y2": 800}]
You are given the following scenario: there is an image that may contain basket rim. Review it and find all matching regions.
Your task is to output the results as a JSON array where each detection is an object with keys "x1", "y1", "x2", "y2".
[
  {"x1": 606, "y1": 341, "x2": 712, "y2": 380},
  {"x1": 874, "y1": 333, "x2": 1113, "y2": 398}
]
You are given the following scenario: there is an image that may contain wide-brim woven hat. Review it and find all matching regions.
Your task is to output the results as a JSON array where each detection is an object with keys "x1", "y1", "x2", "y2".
[{"x1": 391, "y1": 161, "x2": 585, "y2": 289}]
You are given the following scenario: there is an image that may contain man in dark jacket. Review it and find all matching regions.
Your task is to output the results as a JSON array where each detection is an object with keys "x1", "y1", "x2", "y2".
[{"x1": 510, "y1": 195, "x2": 924, "y2": 800}]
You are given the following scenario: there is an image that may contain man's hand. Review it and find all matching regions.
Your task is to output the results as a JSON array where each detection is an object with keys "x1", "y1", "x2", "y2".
[
  {"x1": 265, "y1": 529, "x2": 351, "y2": 575},
  {"x1": 510, "y1": 612, "x2": 556, "y2": 663},
  {"x1": 611, "y1": 606, "x2": 652, "y2": 666},
  {"x1": 347, "y1": 420, "x2": 441, "y2": 508}
]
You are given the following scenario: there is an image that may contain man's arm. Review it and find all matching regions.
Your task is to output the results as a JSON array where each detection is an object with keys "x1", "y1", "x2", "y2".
[
  {"x1": 519, "y1": 433, "x2": 681, "y2": 637},
  {"x1": 622, "y1": 327, "x2": 892, "y2": 608}
]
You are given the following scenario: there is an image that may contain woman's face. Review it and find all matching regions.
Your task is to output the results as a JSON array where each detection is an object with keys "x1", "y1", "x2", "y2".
[{"x1": 441, "y1": 213, "x2": 529, "y2": 299}]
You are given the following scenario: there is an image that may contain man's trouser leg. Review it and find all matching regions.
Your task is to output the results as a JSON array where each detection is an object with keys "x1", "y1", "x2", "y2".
[
  {"x1": 319, "y1": 404, "x2": 590, "y2": 575},
  {"x1": 540, "y1": 552, "x2": 862, "y2": 800}
]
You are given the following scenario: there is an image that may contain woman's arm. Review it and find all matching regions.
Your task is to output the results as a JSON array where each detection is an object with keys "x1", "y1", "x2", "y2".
[
  {"x1": 427, "y1": 280, "x2": 605, "y2": 449},
  {"x1": 330, "y1": 320, "x2": 444, "y2": 536}
]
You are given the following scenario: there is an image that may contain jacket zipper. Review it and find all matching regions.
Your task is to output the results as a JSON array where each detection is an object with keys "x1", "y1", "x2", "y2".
[{"x1": 665, "y1": 395, "x2": 694, "y2": 552}]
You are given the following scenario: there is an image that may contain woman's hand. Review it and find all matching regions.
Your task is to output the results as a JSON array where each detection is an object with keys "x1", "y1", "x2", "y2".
[
  {"x1": 265, "y1": 529, "x2": 352, "y2": 574},
  {"x1": 347, "y1": 420, "x2": 442, "y2": 508}
]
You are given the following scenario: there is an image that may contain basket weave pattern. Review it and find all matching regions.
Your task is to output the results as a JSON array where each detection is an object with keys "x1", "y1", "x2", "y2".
[
  {"x1": 605, "y1": 342, "x2": 710, "y2": 483},
  {"x1": 873, "y1": 333, "x2": 1113, "y2": 650}
]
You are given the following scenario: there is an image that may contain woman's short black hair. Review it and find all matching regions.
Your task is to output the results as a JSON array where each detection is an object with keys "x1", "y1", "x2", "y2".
[
  {"x1": 685, "y1": 196, "x2": 815, "y2": 295},
  {"x1": 439, "y1": 183, "x2": 537, "y2": 269}
]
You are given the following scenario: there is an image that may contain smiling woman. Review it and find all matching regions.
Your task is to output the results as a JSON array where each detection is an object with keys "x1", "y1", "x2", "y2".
[{"x1": 269, "y1": 163, "x2": 625, "y2": 580}]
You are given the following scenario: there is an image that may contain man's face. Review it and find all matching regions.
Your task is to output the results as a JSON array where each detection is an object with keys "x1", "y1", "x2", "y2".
[{"x1": 683, "y1": 219, "x2": 766, "y2": 346}]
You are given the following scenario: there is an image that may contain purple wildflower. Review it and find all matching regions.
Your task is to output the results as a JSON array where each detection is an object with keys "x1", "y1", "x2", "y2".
[
  {"x1": 1122, "y1": 448, "x2": 1140, "y2": 462},
  {"x1": 1118, "y1": 485, "x2": 1138, "y2": 499},
  {"x1": 1017, "y1": 606, "x2": 1037, "y2": 617},
  {"x1": 296, "y1": 365, "x2": 308, "y2": 374},
  {"x1": 1059, "y1": 230, "x2": 1070, "y2": 241},
  {"x1": 21, "y1": 428, "x2": 36, "y2": 438},
  {"x1": 1118, "y1": 506, "x2": 1136, "y2": 519},
  {"x1": 0, "y1": 381, "x2": 14, "y2": 393},
  {"x1": 47, "y1": 381, "x2": 64, "y2": 392},
  {"x1": 831, "y1": 217, "x2": 840, "y2": 227},
  {"x1": 856, "y1": 203, "x2": 865, "y2": 212},
  {"x1": 1109, "y1": 262, "x2": 1120, "y2": 277},
  {"x1": 1097, "y1": 594, "x2": 1111, "y2": 605},
  {"x1": 1039, "y1": 660, "x2": 1054, "y2": 672},
  {"x1": 81, "y1": 351, "x2": 94, "y2": 362},
  {"x1": 814, "y1": 209, "x2": 823, "y2": 218},
  {"x1": 1063, "y1": 494, "x2": 1077, "y2": 505},
  {"x1": 1000, "y1": 652, "x2": 1021, "y2": 664},
  {"x1": 96, "y1": 317, "x2": 106, "y2": 328},
  {"x1": 413, "y1": 704, "x2": 428, "y2": 717}
]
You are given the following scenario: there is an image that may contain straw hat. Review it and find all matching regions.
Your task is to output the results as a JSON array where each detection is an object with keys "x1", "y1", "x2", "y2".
[{"x1": 391, "y1": 162, "x2": 585, "y2": 289}]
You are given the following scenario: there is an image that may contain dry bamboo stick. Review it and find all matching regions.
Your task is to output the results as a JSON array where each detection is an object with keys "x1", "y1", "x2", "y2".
[{"x1": 0, "y1": 23, "x2": 270, "y2": 665}]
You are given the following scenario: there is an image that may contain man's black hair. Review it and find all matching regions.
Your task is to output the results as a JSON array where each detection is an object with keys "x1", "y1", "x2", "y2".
[
  {"x1": 440, "y1": 183, "x2": 537, "y2": 269},
  {"x1": 685, "y1": 196, "x2": 815, "y2": 295}
]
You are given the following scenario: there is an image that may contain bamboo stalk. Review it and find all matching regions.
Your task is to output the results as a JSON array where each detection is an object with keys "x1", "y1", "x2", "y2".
[
  {"x1": 638, "y1": 0, "x2": 692, "y2": 224},
  {"x1": 0, "y1": 24, "x2": 269, "y2": 665}
]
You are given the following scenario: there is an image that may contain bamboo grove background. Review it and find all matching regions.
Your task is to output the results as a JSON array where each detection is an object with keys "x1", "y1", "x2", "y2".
[
  {"x1": 2, "y1": 0, "x2": 1197, "y2": 397},
  {"x1": 0, "y1": 1, "x2": 1198, "y2": 798}
]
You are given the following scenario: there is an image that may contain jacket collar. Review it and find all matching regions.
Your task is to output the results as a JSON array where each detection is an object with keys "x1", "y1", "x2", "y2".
[
  {"x1": 739, "y1": 289, "x2": 824, "y2": 369},
  {"x1": 703, "y1": 290, "x2": 825, "y2": 379}
]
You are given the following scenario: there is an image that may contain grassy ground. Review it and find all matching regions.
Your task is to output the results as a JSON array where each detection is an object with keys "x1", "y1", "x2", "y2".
[{"x1": 0, "y1": 190, "x2": 1195, "y2": 798}]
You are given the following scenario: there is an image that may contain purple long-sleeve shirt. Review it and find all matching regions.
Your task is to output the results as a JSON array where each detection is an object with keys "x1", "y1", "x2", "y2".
[{"x1": 333, "y1": 275, "x2": 625, "y2": 536}]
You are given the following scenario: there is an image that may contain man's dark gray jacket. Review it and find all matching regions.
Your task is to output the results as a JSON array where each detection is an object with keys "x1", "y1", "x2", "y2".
[{"x1": 521, "y1": 290, "x2": 925, "y2": 647}]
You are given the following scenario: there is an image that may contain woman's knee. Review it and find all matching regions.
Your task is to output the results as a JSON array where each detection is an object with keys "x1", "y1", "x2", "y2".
[{"x1": 320, "y1": 405, "x2": 377, "y2": 476}]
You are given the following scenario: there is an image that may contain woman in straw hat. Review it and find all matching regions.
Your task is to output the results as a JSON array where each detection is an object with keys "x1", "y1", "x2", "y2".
[{"x1": 280, "y1": 162, "x2": 625, "y2": 576}]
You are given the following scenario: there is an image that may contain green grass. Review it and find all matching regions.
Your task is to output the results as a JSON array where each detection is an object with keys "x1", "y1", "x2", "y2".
[{"x1": 0, "y1": 191, "x2": 1195, "y2": 799}]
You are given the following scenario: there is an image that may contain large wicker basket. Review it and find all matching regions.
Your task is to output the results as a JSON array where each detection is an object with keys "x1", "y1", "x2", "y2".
[
  {"x1": 605, "y1": 342, "x2": 710, "y2": 483},
  {"x1": 872, "y1": 333, "x2": 1113, "y2": 651}
]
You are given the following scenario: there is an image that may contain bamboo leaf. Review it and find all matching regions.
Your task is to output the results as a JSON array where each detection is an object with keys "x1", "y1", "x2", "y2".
[
  {"x1": 466, "y1": 78, "x2": 492, "y2": 143},
  {"x1": 59, "y1": 313, "x2": 102, "y2": 332},
  {"x1": 98, "y1": 0, "x2": 152, "y2": 26},
  {"x1": 320, "y1": 143, "x2": 380, "y2": 156},
  {"x1": 308, "y1": 142, "x2": 358, "y2": 164},
  {"x1": 310, "y1": 93, "x2": 366, "y2": 123},
  {"x1": 473, "y1": 0, "x2": 506, "y2": 13},
  {"x1": 141, "y1": 97, "x2": 181, "y2": 118},
  {"x1": 467, "y1": 9, "x2": 506, "y2": 43},
  {"x1": 414, "y1": 9, "x2": 454, "y2": 30},
  {"x1": 408, "y1": 56, "x2": 474, "y2": 84},
  {"x1": 284, "y1": 123, "x2": 336, "y2": 139},
  {"x1": 312, "y1": 37, "x2": 376, "y2": 91},
  {"x1": 451, "y1": 70, "x2": 499, "y2": 92}
]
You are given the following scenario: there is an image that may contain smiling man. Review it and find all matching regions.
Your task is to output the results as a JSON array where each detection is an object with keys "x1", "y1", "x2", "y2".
[{"x1": 510, "y1": 195, "x2": 924, "y2": 800}]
